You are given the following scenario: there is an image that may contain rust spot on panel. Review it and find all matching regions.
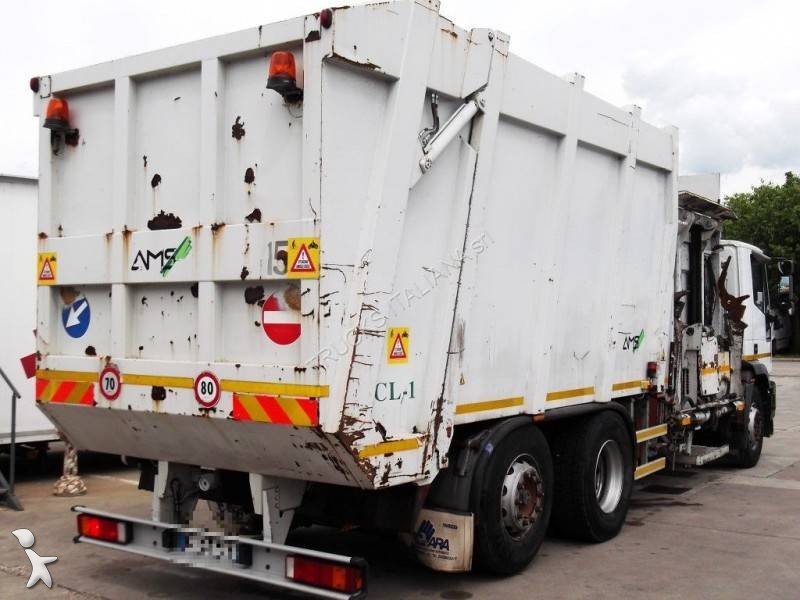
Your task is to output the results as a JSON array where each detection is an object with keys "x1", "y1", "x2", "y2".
[
  {"x1": 375, "y1": 421, "x2": 387, "y2": 441},
  {"x1": 294, "y1": 366, "x2": 307, "y2": 374},
  {"x1": 141, "y1": 296, "x2": 148, "y2": 306},
  {"x1": 254, "y1": 321, "x2": 261, "y2": 328},
  {"x1": 284, "y1": 284, "x2": 301, "y2": 311},
  {"x1": 147, "y1": 210, "x2": 182, "y2": 230},
  {"x1": 231, "y1": 116, "x2": 246, "y2": 140},
  {"x1": 190, "y1": 283, "x2": 199, "y2": 298},
  {"x1": 38, "y1": 231, "x2": 48, "y2": 239},
  {"x1": 245, "y1": 208, "x2": 262, "y2": 223},
  {"x1": 150, "y1": 173, "x2": 162, "y2": 188},
  {"x1": 151, "y1": 386, "x2": 166, "y2": 401},
  {"x1": 305, "y1": 29, "x2": 321, "y2": 43},
  {"x1": 142, "y1": 155, "x2": 147, "y2": 168},
  {"x1": 244, "y1": 167, "x2": 255, "y2": 184},
  {"x1": 210, "y1": 222, "x2": 225, "y2": 232},
  {"x1": 84, "y1": 345, "x2": 97, "y2": 357},
  {"x1": 244, "y1": 285, "x2": 265, "y2": 305},
  {"x1": 58, "y1": 225, "x2": 63, "y2": 237},
  {"x1": 59, "y1": 287, "x2": 79, "y2": 305},
  {"x1": 240, "y1": 266, "x2": 250, "y2": 280},
  {"x1": 331, "y1": 52, "x2": 380, "y2": 71}
]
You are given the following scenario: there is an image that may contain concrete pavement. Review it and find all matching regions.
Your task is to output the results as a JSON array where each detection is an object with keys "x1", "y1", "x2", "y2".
[{"x1": 2, "y1": 360, "x2": 800, "y2": 599}]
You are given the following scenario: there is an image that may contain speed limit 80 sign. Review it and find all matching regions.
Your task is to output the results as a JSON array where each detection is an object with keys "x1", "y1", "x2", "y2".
[
  {"x1": 99, "y1": 366, "x2": 122, "y2": 401},
  {"x1": 194, "y1": 371, "x2": 221, "y2": 408}
]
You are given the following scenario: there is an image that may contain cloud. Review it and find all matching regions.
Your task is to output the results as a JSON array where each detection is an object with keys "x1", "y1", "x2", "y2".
[{"x1": 624, "y1": 60, "x2": 800, "y2": 179}]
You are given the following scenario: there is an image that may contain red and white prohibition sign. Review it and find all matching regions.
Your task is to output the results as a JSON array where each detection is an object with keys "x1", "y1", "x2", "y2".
[{"x1": 262, "y1": 294, "x2": 301, "y2": 345}]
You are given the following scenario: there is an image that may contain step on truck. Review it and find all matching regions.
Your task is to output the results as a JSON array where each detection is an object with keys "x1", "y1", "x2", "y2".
[{"x1": 31, "y1": 1, "x2": 781, "y2": 596}]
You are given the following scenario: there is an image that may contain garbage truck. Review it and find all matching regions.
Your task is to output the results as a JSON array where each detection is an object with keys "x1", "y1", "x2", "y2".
[{"x1": 30, "y1": 1, "x2": 780, "y2": 597}]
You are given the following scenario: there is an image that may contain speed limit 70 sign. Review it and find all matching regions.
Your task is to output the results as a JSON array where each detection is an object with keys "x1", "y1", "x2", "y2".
[
  {"x1": 194, "y1": 371, "x2": 221, "y2": 408},
  {"x1": 99, "y1": 366, "x2": 121, "y2": 401}
]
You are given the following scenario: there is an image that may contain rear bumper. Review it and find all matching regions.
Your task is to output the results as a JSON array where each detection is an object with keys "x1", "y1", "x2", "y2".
[{"x1": 71, "y1": 506, "x2": 367, "y2": 599}]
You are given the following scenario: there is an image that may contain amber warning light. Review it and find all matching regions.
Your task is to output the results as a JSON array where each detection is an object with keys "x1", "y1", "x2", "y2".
[
  {"x1": 267, "y1": 51, "x2": 303, "y2": 103},
  {"x1": 43, "y1": 97, "x2": 79, "y2": 148}
]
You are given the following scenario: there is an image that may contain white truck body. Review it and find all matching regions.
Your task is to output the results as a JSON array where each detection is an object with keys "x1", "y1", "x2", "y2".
[
  {"x1": 0, "y1": 175, "x2": 57, "y2": 446},
  {"x1": 33, "y1": 0, "x2": 677, "y2": 489}
]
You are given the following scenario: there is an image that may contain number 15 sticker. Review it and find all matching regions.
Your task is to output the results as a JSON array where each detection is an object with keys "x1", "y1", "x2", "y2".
[{"x1": 194, "y1": 371, "x2": 221, "y2": 408}]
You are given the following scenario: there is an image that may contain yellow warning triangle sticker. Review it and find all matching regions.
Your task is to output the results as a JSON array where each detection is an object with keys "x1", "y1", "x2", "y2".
[
  {"x1": 39, "y1": 259, "x2": 55, "y2": 280},
  {"x1": 390, "y1": 333, "x2": 407, "y2": 359},
  {"x1": 290, "y1": 244, "x2": 316, "y2": 273}
]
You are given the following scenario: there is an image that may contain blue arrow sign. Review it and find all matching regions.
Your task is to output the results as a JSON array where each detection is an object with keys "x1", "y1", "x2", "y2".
[{"x1": 61, "y1": 297, "x2": 91, "y2": 338}]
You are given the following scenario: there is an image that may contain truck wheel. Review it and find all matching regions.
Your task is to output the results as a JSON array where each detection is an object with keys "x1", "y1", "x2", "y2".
[
  {"x1": 471, "y1": 426, "x2": 552, "y2": 575},
  {"x1": 732, "y1": 387, "x2": 764, "y2": 468},
  {"x1": 550, "y1": 411, "x2": 633, "y2": 542}
]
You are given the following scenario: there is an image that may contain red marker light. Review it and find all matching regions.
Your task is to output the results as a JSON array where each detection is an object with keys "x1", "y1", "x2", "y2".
[
  {"x1": 646, "y1": 361, "x2": 658, "y2": 378},
  {"x1": 44, "y1": 97, "x2": 71, "y2": 131},
  {"x1": 30, "y1": 77, "x2": 40, "y2": 93},
  {"x1": 320, "y1": 8, "x2": 333, "y2": 29}
]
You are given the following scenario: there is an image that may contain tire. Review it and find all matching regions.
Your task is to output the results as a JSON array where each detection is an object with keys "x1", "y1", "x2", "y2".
[
  {"x1": 550, "y1": 411, "x2": 634, "y2": 542},
  {"x1": 732, "y1": 386, "x2": 764, "y2": 468},
  {"x1": 471, "y1": 426, "x2": 553, "y2": 575}
]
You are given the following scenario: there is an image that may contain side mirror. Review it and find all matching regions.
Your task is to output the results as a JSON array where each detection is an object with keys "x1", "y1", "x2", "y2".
[{"x1": 778, "y1": 259, "x2": 794, "y2": 276}]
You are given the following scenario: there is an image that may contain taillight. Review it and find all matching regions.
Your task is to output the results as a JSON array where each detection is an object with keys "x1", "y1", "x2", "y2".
[
  {"x1": 30, "y1": 77, "x2": 40, "y2": 93},
  {"x1": 286, "y1": 556, "x2": 365, "y2": 595},
  {"x1": 77, "y1": 514, "x2": 132, "y2": 544},
  {"x1": 267, "y1": 51, "x2": 302, "y2": 103},
  {"x1": 646, "y1": 361, "x2": 658, "y2": 378},
  {"x1": 44, "y1": 97, "x2": 71, "y2": 131}
]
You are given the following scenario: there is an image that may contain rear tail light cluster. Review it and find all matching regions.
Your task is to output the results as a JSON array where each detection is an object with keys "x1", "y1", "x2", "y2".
[
  {"x1": 286, "y1": 555, "x2": 365, "y2": 595},
  {"x1": 77, "y1": 514, "x2": 132, "y2": 545}
]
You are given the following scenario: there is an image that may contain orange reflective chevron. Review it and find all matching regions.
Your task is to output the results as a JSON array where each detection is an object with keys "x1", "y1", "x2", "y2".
[
  {"x1": 36, "y1": 377, "x2": 94, "y2": 405},
  {"x1": 232, "y1": 393, "x2": 318, "y2": 426}
]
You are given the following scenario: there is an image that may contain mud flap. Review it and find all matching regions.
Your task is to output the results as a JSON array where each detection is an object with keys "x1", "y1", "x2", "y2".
[{"x1": 414, "y1": 508, "x2": 474, "y2": 572}]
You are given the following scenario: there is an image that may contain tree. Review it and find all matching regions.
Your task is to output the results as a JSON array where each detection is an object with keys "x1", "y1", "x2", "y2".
[{"x1": 724, "y1": 172, "x2": 800, "y2": 351}]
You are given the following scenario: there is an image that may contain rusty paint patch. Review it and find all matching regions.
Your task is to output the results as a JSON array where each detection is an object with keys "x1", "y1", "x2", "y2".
[
  {"x1": 244, "y1": 167, "x2": 255, "y2": 184},
  {"x1": 150, "y1": 173, "x2": 162, "y2": 188},
  {"x1": 284, "y1": 284, "x2": 301, "y2": 311},
  {"x1": 332, "y1": 52, "x2": 380, "y2": 71},
  {"x1": 190, "y1": 283, "x2": 199, "y2": 298},
  {"x1": 240, "y1": 266, "x2": 250, "y2": 280},
  {"x1": 84, "y1": 345, "x2": 97, "y2": 357},
  {"x1": 59, "y1": 287, "x2": 79, "y2": 305},
  {"x1": 143, "y1": 155, "x2": 147, "y2": 168},
  {"x1": 38, "y1": 231, "x2": 48, "y2": 239},
  {"x1": 231, "y1": 116, "x2": 246, "y2": 140},
  {"x1": 151, "y1": 386, "x2": 166, "y2": 401},
  {"x1": 305, "y1": 29, "x2": 321, "y2": 43},
  {"x1": 245, "y1": 208, "x2": 262, "y2": 223},
  {"x1": 244, "y1": 285, "x2": 265, "y2": 305},
  {"x1": 210, "y1": 222, "x2": 225, "y2": 232},
  {"x1": 147, "y1": 210, "x2": 182, "y2": 230}
]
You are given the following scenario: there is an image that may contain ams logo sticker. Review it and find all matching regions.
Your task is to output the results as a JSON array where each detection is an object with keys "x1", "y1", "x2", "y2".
[{"x1": 131, "y1": 237, "x2": 192, "y2": 277}]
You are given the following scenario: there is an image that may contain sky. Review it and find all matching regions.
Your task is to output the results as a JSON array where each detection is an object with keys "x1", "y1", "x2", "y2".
[{"x1": 0, "y1": 0, "x2": 797, "y2": 197}]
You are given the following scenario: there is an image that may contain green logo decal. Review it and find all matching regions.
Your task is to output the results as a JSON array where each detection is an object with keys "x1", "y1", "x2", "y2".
[{"x1": 160, "y1": 236, "x2": 192, "y2": 277}]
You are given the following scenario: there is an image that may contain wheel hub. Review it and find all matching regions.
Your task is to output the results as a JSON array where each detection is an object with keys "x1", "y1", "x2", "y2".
[
  {"x1": 747, "y1": 404, "x2": 763, "y2": 450},
  {"x1": 594, "y1": 440, "x2": 624, "y2": 514},
  {"x1": 500, "y1": 454, "x2": 544, "y2": 539}
]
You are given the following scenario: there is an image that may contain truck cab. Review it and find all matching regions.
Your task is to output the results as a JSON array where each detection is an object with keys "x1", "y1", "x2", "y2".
[{"x1": 718, "y1": 241, "x2": 773, "y2": 371}]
